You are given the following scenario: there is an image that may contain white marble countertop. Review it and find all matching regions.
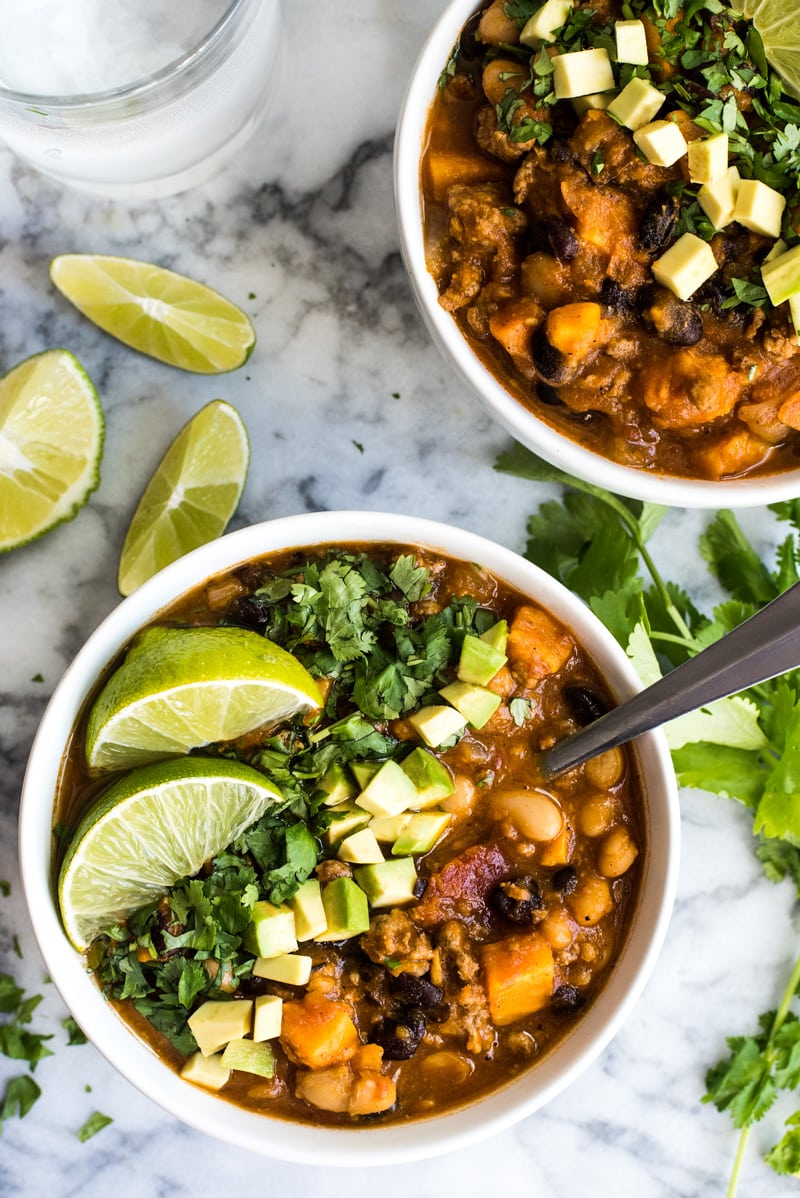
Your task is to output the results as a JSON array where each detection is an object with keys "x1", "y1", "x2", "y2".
[{"x1": 1, "y1": 3, "x2": 798, "y2": 1195}]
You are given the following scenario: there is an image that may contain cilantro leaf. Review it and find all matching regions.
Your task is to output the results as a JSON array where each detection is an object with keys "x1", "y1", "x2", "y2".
[
  {"x1": 766, "y1": 1115, "x2": 800, "y2": 1176},
  {"x1": 0, "y1": 1075, "x2": 41, "y2": 1126},
  {"x1": 77, "y1": 1111, "x2": 113, "y2": 1142},
  {"x1": 704, "y1": 1035, "x2": 777, "y2": 1128},
  {"x1": 700, "y1": 511, "x2": 779, "y2": 605}
]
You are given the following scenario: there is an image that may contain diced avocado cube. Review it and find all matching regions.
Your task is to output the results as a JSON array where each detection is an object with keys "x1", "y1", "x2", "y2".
[
  {"x1": 355, "y1": 858, "x2": 419, "y2": 909},
  {"x1": 552, "y1": 47, "x2": 614, "y2": 101},
  {"x1": 220, "y1": 1037, "x2": 276, "y2": 1078},
  {"x1": 288, "y1": 878, "x2": 328, "y2": 941},
  {"x1": 187, "y1": 999, "x2": 253, "y2": 1057},
  {"x1": 762, "y1": 243, "x2": 800, "y2": 306},
  {"x1": 687, "y1": 131, "x2": 728, "y2": 185},
  {"x1": 180, "y1": 1050, "x2": 230, "y2": 1091},
  {"x1": 606, "y1": 77, "x2": 664, "y2": 131},
  {"x1": 572, "y1": 92, "x2": 613, "y2": 115},
  {"x1": 253, "y1": 953, "x2": 313, "y2": 986},
  {"x1": 765, "y1": 238, "x2": 788, "y2": 264},
  {"x1": 318, "y1": 762, "x2": 356, "y2": 807},
  {"x1": 439, "y1": 680, "x2": 501, "y2": 729},
  {"x1": 355, "y1": 759, "x2": 419, "y2": 817},
  {"x1": 369, "y1": 813, "x2": 413, "y2": 842},
  {"x1": 457, "y1": 634, "x2": 506, "y2": 686},
  {"x1": 350, "y1": 760, "x2": 381, "y2": 789},
  {"x1": 400, "y1": 747, "x2": 455, "y2": 809},
  {"x1": 243, "y1": 901, "x2": 298, "y2": 960},
  {"x1": 652, "y1": 233, "x2": 717, "y2": 301},
  {"x1": 392, "y1": 811, "x2": 452, "y2": 857},
  {"x1": 317, "y1": 877, "x2": 370, "y2": 940},
  {"x1": 614, "y1": 18, "x2": 649, "y2": 66},
  {"x1": 632, "y1": 119, "x2": 688, "y2": 168},
  {"x1": 253, "y1": 994, "x2": 284, "y2": 1041},
  {"x1": 407, "y1": 704, "x2": 467, "y2": 748},
  {"x1": 480, "y1": 619, "x2": 508, "y2": 654},
  {"x1": 520, "y1": 0, "x2": 571, "y2": 46},
  {"x1": 734, "y1": 178, "x2": 786, "y2": 239},
  {"x1": 698, "y1": 166, "x2": 740, "y2": 229},
  {"x1": 321, "y1": 804, "x2": 371, "y2": 848},
  {"x1": 337, "y1": 827, "x2": 385, "y2": 864}
]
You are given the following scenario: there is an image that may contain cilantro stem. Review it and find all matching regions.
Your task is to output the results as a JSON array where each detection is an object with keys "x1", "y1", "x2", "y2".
[
  {"x1": 635, "y1": 539, "x2": 695, "y2": 644},
  {"x1": 727, "y1": 1126, "x2": 751, "y2": 1198}
]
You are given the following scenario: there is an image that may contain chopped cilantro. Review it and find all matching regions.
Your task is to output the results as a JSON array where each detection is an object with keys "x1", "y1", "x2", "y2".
[
  {"x1": 509, "y1": 697, "x2": 535, "y2": 726},
  {"x1": 30, "y1": 673, "x2": 43, "y2": 683},
  {"x1": 77, "y1": 1111, "x2": 113, "y2": 1142},
  {"x1": 0, "y1": 881, "x2": 9, "y2": 897},
  {"x1": 62, "y1": 1016, "x2": 87, "y2": 1046},
  {"x1": 352, "y1": 440, "x2": 364, "y2": 453},
  {"x1": 0, "y1": 1075, "x2": 41, "y2": 1128}
]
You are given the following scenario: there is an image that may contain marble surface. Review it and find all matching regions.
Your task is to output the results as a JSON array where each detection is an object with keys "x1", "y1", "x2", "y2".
[{"x1": 1, "y1": 2, "x2": 798, "y2": 1195}]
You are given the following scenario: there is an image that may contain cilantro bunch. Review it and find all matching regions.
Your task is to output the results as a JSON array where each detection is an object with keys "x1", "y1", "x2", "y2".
[{"x1": 496, "y1": 443, "x2": 800, "y2": 1193}]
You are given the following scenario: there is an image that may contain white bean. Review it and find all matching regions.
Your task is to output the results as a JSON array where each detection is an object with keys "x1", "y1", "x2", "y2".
[{"x1": 489, "y1": 789, "x2": 564, "y2": 842}]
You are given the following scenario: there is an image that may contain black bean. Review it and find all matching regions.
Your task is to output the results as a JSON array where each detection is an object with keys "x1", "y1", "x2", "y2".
[
  {"x1": 536, "y1": 381, "x2": 563, "y2": 406},
  {"x1": 564, "y1": 684, "x2": 609, "y2": 726},
  {"x1": 599, "y1": 277, "x2": 638, "y2": 317},
  {"x1": 545, "y1": 216, "x2": 579, "y2": 262},
  {"x1": 551, "y1": 866, "x2": 578, "y2": 895},
  {"x1": 552, "y1": 984, "x2": 585, "y2": 1014},
  {"x1": 550, "y1": 140, "x2": 572, "y2": 164},
  {"x1": 226, "y1": 595, "x2": 271, "y2": 631},
  {"x1": 413, "y1": 877, "x2": 428, "y2": 899},
  {"x1": 490, "y1": 877, "x2": 544, "y2": 925},
  {"x1": 639, "y1": 196, "x2": 679, "y2": 253},
  {"x1": 531, "y1": 329, "x2": 571, "y2": 384},
  {"x1": 389, "y1": 973, "x2": 444, "y2": 1009},
  {"x1": 369, "y1": 1014, "x2": 426, "y2": 1060},
  {"x1": 643, "y1": 287, "x2": 703, "y2": 347}
]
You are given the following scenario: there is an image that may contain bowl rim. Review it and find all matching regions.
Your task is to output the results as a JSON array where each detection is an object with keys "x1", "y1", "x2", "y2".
[
  {"x1": 393, "y1": 0, "x2": 800, "y2": 509},
  {"x1": 18, "y1": 511, "x2": 680, "y2": 1165}
]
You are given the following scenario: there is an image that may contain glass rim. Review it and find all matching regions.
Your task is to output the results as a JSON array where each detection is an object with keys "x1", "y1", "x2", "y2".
[{"x1": 0, "y1": 0, "x2": 247, "y2": 111}]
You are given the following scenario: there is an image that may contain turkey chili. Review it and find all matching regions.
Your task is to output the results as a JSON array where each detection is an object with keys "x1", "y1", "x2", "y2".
[
  {"x1": 423, "y1": 0, "x2": 800, "y2": 481},
  {"x1": 56, "y1": 544, "x2": 644, "y2": 1125}
]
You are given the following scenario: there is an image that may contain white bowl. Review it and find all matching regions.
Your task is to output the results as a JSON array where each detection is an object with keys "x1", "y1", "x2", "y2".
[
  {"x1": 394, "y1": 0, "x2": 800, "y2": 508},
  {"x1": 19, "y1": 511, "x2": 679, "y2": 1165}
]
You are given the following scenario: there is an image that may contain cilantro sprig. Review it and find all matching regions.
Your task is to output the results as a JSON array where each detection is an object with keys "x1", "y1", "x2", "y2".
[{"x1": 496, "y1": 442, "x2": 800, "y2": 1192}]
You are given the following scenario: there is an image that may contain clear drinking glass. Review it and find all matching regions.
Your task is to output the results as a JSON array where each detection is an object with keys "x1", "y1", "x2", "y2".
[{"x1": 0, "y1": 0, "x2": 282, "y2": 199}]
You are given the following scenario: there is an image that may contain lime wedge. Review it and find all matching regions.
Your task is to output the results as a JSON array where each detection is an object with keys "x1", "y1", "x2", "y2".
[
  {"x1": 49, "y1": 254, "x2": 255, "y2": 374},
  {"x1": 0, "y1": 349, "x2": 103, "y2": 553},
  {"x1": 732, "y1": 0, "x2": 800, "y2": 97},
  {"x1": 58, "y1": 756, "x2": 282, "y2": 950},
  {"x1": 118, "y1": 400, "x2": 249, "y2": 597},
  {"x1": 85, "y1": 625, "x2": 322, "y2": 774}
]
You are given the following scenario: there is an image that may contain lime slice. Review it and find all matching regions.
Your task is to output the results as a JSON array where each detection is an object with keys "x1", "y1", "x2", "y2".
[
  {"x1": 0, "y1": 349, "x2": 103, "y2": 553},
  {"x1": 732, "y1": 0, "x2": 800, "y2": 98},
  {"x1": 85, "y1": 625, "x2": 322, "y2": 774},
  {"x1": 49, "y1": 254, "x2": 255, "y2": 374},
  {"x1": 58, "y1": 756, "x2": 282, "y2": 950},
  {"x1": 118, "y1": 400, "x2": 249, "y2": 597}
]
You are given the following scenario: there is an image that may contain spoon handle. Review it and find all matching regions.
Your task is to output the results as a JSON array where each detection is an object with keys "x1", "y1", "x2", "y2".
[{"x1": 540, "y1": 581, "x2": 800, "y2": 778}]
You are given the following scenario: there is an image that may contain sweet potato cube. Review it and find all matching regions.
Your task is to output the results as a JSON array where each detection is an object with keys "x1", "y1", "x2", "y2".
[
  {"x1": 545, "y1": 302, "x2": 604, "y2": 358},
  {"x1": 481, "y1": 932, "x2": 555, "y2": 1026},
  {"x1": 424, "y1": 152, "x2": 507, "y2": 201},
  {"x1": 279, "y1": 993, "x2": 359, "y2": 1069},
  {"x1": 507, "y1": 605, "x2": 575, "y2": 686}
]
